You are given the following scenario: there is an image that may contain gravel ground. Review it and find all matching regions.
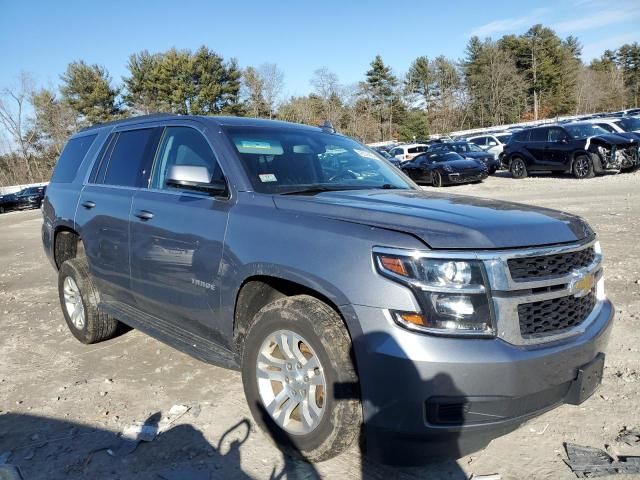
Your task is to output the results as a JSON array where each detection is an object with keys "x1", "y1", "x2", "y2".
[{"x1": 0, "y1": 171, "x2": 639, "y2": 479}]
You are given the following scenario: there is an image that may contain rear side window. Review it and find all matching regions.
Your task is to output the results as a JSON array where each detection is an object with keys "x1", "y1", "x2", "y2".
[
  {"x1": 512, "y1": 130, "x2": 529, "y2": 142},
  {"x1": 50, "y1": 134, "x2": 97, "y2": 183},
  {"x1": 99, "y1": 128, "x2": 162, "y2": 187},
  {"x1": 529, "y1": 128, "x2": 548, "y2": 142}
]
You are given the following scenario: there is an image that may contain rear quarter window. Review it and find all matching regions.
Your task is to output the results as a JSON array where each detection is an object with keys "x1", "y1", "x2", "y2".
[
  {"x1": 513, "y1": 130, "x2": 530, "y2": 142},
  {"x1": 50, "y1": 134, "x2": 98, "y2": 183}
]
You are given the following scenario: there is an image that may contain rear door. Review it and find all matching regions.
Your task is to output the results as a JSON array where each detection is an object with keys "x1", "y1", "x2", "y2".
[
  {"x1": 525, "y1": 128, "x2": 549, "y2": 170},
  {"x1": 76, "y1": 126, "x2": 162, "y2": 306},
  {"x1": 129, "y1": 124, "x2": 231, "y2": 342}
]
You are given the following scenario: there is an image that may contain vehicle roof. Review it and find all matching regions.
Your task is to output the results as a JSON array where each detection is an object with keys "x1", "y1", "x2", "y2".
[
  {"x1": 78, "y1": 113, "x2": 324, "y2": 135},
  {"x1": 395, "y1": 143, "x2": 428, "y2": 148}
]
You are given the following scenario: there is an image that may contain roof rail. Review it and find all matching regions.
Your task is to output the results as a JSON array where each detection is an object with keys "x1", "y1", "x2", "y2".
[{"x1": 79, "y1": 112, "x2": 178, "y2": 132}]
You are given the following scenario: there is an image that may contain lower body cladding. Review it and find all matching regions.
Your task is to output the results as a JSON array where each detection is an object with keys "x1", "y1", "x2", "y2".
[
  {"x1": 346, "y1": 299, "x2": 613, "y2": 465},
  {"x1": 445, "y1": 171, "x2": 488, "y2": 185}
]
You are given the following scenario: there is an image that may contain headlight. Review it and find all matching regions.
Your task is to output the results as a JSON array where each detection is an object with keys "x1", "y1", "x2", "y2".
[
  {"x1": 442, "y1": 164, "x2": 454, "y2": 173},
  {"x1": 374, "y1": 251, "x2": 494, "y2": 336}
]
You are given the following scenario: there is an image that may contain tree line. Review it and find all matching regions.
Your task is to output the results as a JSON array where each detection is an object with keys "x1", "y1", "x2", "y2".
[{"x1": 1, "y1": 24, "x2": 639, "y2": 186}]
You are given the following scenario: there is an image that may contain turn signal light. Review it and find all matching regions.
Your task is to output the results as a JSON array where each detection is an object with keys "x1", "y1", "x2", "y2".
[{"x1": 379, "y1": 256, "x2": 409, "y2": 277}]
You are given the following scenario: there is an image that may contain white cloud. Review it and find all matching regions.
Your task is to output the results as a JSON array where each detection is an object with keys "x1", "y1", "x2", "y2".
[
  {"x1": 470, "y1": 8, "x2": 549, "y2": 38},
  {"x1": 582, "y1": 32, "x2": 640, "y2": 60},
  {"x1": 551, "y1": 8, "x2": 640, "y2": 33}
]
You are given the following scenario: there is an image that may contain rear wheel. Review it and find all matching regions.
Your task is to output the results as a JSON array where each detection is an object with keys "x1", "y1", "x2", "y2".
[
  {"x1": 572, "y1": 155, "x2": 594, "y2": 179},
  {"x1": 432, "y1": 170, "x2": 443, "y2": 187},
  {"x1": 241, "y1": 295, "x2": 361, "y2": 462},
  {"x1": 510, "y1": 157, "x2": 528, "y2": 179},
  {"x1": 58, "y1": 258, "x2": 120, "y2": 344}
]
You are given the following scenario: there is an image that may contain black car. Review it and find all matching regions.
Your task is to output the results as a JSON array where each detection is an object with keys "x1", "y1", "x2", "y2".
[
  {"x1": 400, "y1": 151, "x2": 488, "y2": 187},
  {"x1": 0, "y1": 186, "x2": 46, "y2": 213},
  {"x1": 427, "y1": 142, "x2": 500, "y2": 174},
  {"x1": 503, "y1": 124, "x2": 639, "y2": 179}
]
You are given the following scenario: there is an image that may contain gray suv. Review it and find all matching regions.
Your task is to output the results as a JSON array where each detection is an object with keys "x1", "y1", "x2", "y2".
[{"x1": 42, "y1": 114, "x2": 613, "y2": 464}]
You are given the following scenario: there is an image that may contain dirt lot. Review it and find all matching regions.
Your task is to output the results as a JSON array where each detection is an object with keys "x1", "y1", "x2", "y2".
[{"x1": 1, "y1": 172, "x2": 639, "y2": 480}]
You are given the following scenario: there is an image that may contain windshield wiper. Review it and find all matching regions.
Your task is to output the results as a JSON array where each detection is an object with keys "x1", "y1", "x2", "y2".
[{"x1": 279, "y1": 184, "x2": 354, "y2": 195}]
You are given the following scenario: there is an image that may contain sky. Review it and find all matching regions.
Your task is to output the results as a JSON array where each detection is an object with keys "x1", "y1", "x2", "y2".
[{"x1": 0, "y1": 0, "x2": 639, "y2": 98}]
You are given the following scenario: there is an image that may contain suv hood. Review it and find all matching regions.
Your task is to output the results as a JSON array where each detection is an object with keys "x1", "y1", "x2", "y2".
[
  {"x1": 586, "y1": 133, "x2": 638, "y2": 146},
  {"x1": 273, "y1": 189, "x2": 593, "y2": 249}
]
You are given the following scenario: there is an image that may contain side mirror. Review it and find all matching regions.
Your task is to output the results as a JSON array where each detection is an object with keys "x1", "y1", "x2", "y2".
[
  {"x1": 488, "y1": 141, "x2": 497, "y2": 146},
  {"x1": 561, "y1": 137, "x2": 569, "y2": 144},
  {"x1": 166, "y1": 165, "x2": 227, "y2": 195}
]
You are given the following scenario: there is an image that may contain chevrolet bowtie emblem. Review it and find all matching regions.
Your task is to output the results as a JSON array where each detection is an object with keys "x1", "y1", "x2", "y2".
[{"x1": 573, "y1": 274, "x2": 595, "y2": 298}]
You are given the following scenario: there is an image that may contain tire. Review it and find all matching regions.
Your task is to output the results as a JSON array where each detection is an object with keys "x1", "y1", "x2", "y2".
[
  {"x1": 58, "y1": 258, "x2": 120, "y2": 344},
  {"x1": 0, "y1": 206, "x2": 4, "y2": 214},
  {"x1": 241, "y1": 295, "x2": 361, "y2": 462},
  {"x1": 510, "y1": 157, "x2": 528, "y2": 179},
  {"x1": 572, "y1": 155, "x2": 594, "y2": 179},
  {"x1": 432, "y1": 170, "x2": 443, "y2": 187}
]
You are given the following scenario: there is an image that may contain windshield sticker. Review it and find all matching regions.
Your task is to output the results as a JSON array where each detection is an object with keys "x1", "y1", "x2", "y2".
[
  {"x1": 234, "y1": 138, "x2": 284, "y2": 155},
  {"x1": 259, "y1": 173, "x2": 278, "y2": 183},
  {"x1": 354, "y1": 148, "x2": 379, "y2": 160}
]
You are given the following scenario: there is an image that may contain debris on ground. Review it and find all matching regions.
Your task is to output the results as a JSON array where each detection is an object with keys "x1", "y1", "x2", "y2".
[
  {"x1": 616, "y1": 426, "x2": 640, "y2": 446},
  {"x1": 564, "y1": 443, "x2": 640, "y2": 477}
]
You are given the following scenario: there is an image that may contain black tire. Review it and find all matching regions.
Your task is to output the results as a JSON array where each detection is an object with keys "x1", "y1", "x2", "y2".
[
  {"x1": 241, "y1": 295, "x2": 361, "y2": 462},
  {"x1": 510, "y1": 157, "x2": 528, "y2": 179},
  {"x1": 58, "y1": 258, "x2": 120, "y2": 344},
  {"x1": 0, "y1": 206, "x2": 4, "y2": 214},
  {"x1": 432, "y1": 170, "x2": 443, "y2": 187},
  {"x1": 572, "y1": 155, "x2": 594, "y2": 179}
]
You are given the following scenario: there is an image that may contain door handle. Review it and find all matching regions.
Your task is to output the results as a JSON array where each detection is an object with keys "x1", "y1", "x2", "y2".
[
  {"x1": 81, "y1": 201, "x2": 96, "y2": 209},
  {"x1": 134, "y1": 210, "x2": 154, "y2": 221}
]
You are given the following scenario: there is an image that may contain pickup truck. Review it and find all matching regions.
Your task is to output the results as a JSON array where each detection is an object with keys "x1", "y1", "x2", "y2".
[{"x1": 42, "y1": 114, "x2": 613, "y2": 464}]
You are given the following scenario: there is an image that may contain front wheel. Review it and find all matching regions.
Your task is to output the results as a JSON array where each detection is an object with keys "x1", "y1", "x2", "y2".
[
  {"x1": 241, "y1": 295, "x2": 362, "y2": 462},
  {"x1": 573, "y1": 155, "x2": 594, "y2": 179}
]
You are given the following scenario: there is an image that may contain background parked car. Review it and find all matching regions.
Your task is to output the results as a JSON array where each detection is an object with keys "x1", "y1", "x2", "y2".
[
  {"x1": 0, "y1": 186, "x2": 46, "y2": 213},
  {"x1": 388, "y1": 143, "x2": 429, "y2": 162},
  {"x1": 375, "y1": 148, "x2": 402, "y2": 167},
  {"x1": 427, "y1": 141, "x2": 500, "y2": 174},
  {"x1": 468, "y1": 132, "x2": 513, "y2": 166},
  {"x1": 581, "y1": 117, "x2": 640, "y2": 142},
  {"x1": 400, "y1": 151, "x2": 488, "y2": 187},
  {"x1": 503, "y1": 124, "x2": 639, "y2": 179}
]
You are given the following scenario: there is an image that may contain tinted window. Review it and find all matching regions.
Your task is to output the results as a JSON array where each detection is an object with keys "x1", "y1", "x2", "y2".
[
  {"x1": 495, "y1": 133, "x2": 512, "y2": 144},
  {"x1": 152, "y1": 127, "x2": 224, "y2": 191},
  {"x1": 597, "y1": 123, "x2": 615, "y2": 132},
  {"x1": 407, "y1": 146, "x2": 427, "y2": 154},
  {"x1": 513, "y1": 130, "x2": 529, "y2": 142},
  {"x1": 470, "y1": 137, "x2": 486, "y2": 146},
  {"x1": 548, "y1": 128, "x2": 568, "y2": 142},
  {"x1": 101, "y1": 129, "x2": 161, "y2": 187},
  {"x1": 50, "y1": 134, "x2": 97, "y2": 183},
  {"x1": 529, "y1": 128, "x2": 548, "y2": 142}
]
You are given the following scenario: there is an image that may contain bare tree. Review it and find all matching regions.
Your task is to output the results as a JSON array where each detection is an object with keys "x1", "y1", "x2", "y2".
[
  {"x1": 310, "y1": 67, "x2": 343, "y2": 125},
  {"x1": 0, "y1": 72, "x2": 38, "y2": 182},
  {"x1": 259, "y1": 63, "x2": 284, "y2": 119}
]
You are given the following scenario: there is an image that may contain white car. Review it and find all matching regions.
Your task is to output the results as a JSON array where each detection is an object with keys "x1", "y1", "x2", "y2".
[
  {"x1": 581, "y1": 117, "x2": 640, "y2": 135},
  {"x1": 467, "y1": 132, "x2": 513, "y2": 162},
  {"x1": 388, "y1": 144, "x2": 429, "y2": 162}
]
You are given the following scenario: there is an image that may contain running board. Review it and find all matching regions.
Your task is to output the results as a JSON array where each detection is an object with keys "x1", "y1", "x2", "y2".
[{"x1": 99, "y1": 301, "x2": 239, "y2": 370}]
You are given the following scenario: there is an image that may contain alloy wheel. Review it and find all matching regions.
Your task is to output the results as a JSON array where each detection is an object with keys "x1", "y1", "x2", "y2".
[
  {"x1": 63, "y1": 276, "x2": 85, "y2": 329},
  {"x1": 575, "y1": 158, "x2": 590, "y2": 177},
  {"x1": 256, "y1": 329, "x2": 326, "y2": 435}
]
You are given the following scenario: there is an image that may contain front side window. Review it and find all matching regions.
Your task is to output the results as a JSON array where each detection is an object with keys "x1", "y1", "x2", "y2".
[
  {"x1": 564, "y1": 124, "x2": 608, "y2": 139},
  {"x1": 548, "y1": 128, "x2": 568, "y2": 142},
  {"x1": 225, "y1": 126, "x2": 413, "y2": 194},
  {"x1": 151, "y1": 127, "x2": 223, "y2": 191},
  {"x1": 100, "y1": 128, "x2": 161, "y2": 187}
]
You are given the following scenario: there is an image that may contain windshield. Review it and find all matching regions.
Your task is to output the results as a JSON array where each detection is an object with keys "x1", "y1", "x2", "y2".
[
  {"x1": 377, "y1": 150, "x2": 393, "y2": 159},
  {"x1": 618, "y1": 117, "x2": 640, "y2": 131},
  {"x1": 434, "y1": 152, "x2": 465, "y2": 162},
  {"x1": 495, "y1": 133, "x2": 512, "y2": 143},
  {"x1": 450, "y1": 143, "x2": 483, "y2": 153},
  {"x1": 225, "y1": 126, "x2": 414, "y2": 194},
  {"x1": 564, "y1": 124, "x2": 609, "y2": 139}
]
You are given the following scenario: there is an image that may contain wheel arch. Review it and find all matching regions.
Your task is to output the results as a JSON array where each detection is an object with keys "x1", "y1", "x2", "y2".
[
  {"x1": 53, "y1": 226, "x2": 85, "y2": 269},
  {"x1": 233, "y1": 275, "x2": 354, "y2": 359}
]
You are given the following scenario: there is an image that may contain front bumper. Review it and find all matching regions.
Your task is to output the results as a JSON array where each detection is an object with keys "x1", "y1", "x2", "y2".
[
  {"x1": 347, "y1": 299, "x2": 614, "y2": 464},
  {"x1": 446, "y1": 171, "x2": 488, "y2": 184}
]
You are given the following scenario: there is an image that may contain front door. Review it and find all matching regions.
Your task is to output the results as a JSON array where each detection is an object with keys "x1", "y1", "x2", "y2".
[{"x1": 130, "y1": 125, "x2": 231, "y2": 343}]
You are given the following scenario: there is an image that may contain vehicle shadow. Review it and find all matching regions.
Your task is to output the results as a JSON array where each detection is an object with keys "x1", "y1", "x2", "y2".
[{"x1": 0, "y1": 411, "x2": 257, "y2": 480}]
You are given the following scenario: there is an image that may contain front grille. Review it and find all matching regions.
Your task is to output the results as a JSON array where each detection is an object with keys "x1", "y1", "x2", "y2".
[
  {"x1": 518, "y1": 290, "x2": 596, "y2": 337},
  {"x1": 508, "y1": 246, "x2": 595, "y2": 281}
]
